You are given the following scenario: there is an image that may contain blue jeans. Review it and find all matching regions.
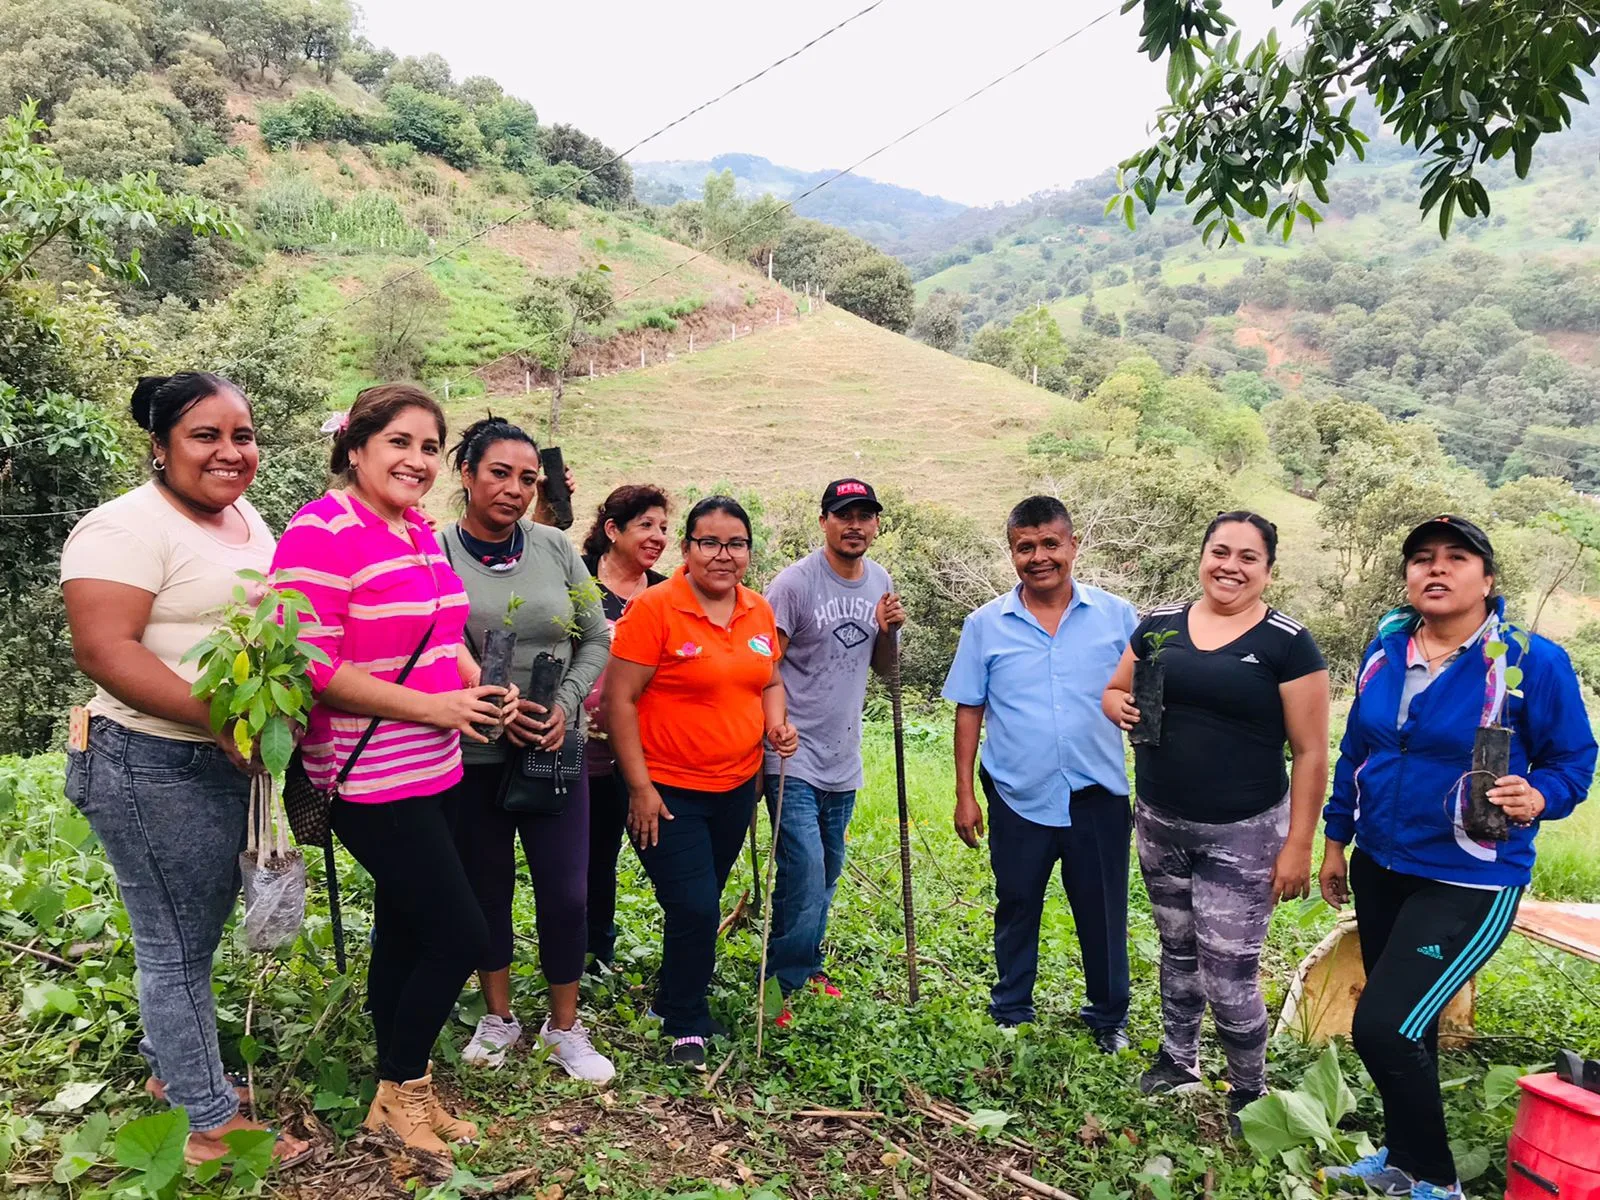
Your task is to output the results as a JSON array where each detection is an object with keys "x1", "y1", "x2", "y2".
[
  {"x1": 634, "y1": 776, "x2": 760, "y2": 1038},
  {"x1": 763, "y1": 775, "x2": 855, "y2": 994},
  {"x1": 983, "y1": 770, "x2": 1131, "y2": 1031},
  {"x1": 65, "y1": 717, "x2": 248, "y2": 1133}
]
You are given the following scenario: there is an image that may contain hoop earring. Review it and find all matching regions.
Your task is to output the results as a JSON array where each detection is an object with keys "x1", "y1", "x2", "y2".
[
  {"x1": 464, "y1": 488, "x2": 472, "y2": 505},
  {"x1": 152, "y1": 457, "x2": 166, "y2": 472}
]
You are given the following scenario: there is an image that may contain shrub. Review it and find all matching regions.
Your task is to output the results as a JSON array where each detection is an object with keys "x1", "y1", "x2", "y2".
[
  {"x1": 356, "y1": 267, "x2": 447, "y2": 378},
  {"x1": 374, "y1": 139, "x2": 417, "y2": 168},
  {"x1": 168, "y1": 51, "x2": 232, "y2": 138},
  {"x1": 384, "y1": 83, "x2": 482, "y2": 168},
  {"x1": 832, "y1": 254, "x2": 916, "y2": 332}
]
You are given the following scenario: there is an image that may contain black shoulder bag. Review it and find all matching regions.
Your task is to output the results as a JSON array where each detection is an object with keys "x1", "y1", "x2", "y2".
[{"x1": 281, "y1": 622, "x2": 434, "y2": 972}]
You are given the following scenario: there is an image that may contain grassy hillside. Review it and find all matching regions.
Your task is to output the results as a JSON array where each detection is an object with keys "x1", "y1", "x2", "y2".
[{"x1": 465, "y1": 305, "x2": 1056, "y2": 521}]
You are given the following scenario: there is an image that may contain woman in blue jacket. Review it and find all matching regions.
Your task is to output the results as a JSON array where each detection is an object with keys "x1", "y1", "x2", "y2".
[{"x1": 1318, "y1": 515, "x2": 1596, "y2": 1200}]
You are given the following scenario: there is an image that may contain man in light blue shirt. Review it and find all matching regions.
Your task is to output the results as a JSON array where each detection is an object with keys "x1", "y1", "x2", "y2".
[{"x1": 943, "y1": 495, "x2": 1138, "y2": 1048}]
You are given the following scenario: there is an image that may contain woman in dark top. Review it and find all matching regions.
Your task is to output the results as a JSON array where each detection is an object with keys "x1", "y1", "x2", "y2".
[
  {"x1": 1103, "y1": 511, "x2": 1328, "y2": 1132},
  {"x1": 579, "y1": 485, "x2": 670, "y2": 969}
]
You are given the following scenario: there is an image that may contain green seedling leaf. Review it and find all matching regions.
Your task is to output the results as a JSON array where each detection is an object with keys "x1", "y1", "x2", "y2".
[
  {"x1": 1485, "y1": 640, "x2": 1508, "y2": 659},
  {"x1": 968, "y1": 1108, "x2": 1014, "y2": 1136},
  {"x1": 112, "y1": 1108, "x2": 189, "y2": 1193},
  {"x1": 220, "y1": 1127, "x2": 276, "y2": 1181},
  {"x1": 233, "y1": 720, "x2": 253, "y2": 761},
  {"x1": 1485, "y1": 1064, "x2": 1526, "y2": 1109},
  {"x1": 761, "y1": 976, "x2": 784, "y2": 1021},
  {"x1": 22, "y1": 982, "x2": 81, "y2": 1020},
  {"x1": 1301, "y1": 1044, "x2": 1357, "y2": 1126},
  {"x1": 1452, "y1": 1141, "x2": 1491, "y2": 1182},
  {"x1": 1238, "y1": 1092, "x2": 1299, "y2": 1157},
  {"x1": 260, "y1": 714, "x2": 294, "y2": 776},
  {"x1": 52, "y1": 1112, "x2": 110, "y2": 1183},
  {"x1": 238, "y1": 1033, "x2": 263, "y2": 1065},
  {"x1": 232, "y1": 649, "x2": 251, "y2": 684}
]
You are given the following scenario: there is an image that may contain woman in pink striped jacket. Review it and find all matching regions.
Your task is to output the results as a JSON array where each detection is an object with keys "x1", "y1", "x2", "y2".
[{"x1": 270, "y1": 384, "x2": 516, "y2": 1162}]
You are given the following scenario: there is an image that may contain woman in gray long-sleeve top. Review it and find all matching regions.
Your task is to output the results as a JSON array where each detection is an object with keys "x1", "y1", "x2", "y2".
[{"x1": 441, "y1": 417, "x2": 616, "y2": 1083}]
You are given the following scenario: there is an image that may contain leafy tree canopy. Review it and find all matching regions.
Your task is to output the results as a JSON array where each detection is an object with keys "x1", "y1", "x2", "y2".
[
  {"x1": 0, "y1": 102, "x2": 239, "y2": 285},
  {"x1": 1114, "y1": 0, "x2": 1600, "y2": 244}
]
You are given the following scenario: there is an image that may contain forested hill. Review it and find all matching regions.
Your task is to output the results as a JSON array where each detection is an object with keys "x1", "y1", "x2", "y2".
[
  {"x1": 907, "y1": 99, "x2": 1600, "y2": 491},
  {"x1": 631, "y1": 154, "x2": 967, "y2": 249}
]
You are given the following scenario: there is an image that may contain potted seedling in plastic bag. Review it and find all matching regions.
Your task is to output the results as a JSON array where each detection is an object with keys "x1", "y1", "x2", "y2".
[
  {"x1": 476, "y1": 593, "x2": 523, "y2": 741},
  {"x1": 1130, "y1": 628, "x2": 1178, "y2": 747},
  {"x1": 1463, "y1": 627, "x2": 1530, "y2": 842},
  {"x1": 183, "y1": 570, "x2": 326, "y2": 951}
]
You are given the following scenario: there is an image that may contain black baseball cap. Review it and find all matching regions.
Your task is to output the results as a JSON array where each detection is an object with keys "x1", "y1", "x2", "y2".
[
  {"x1": 1401, "y1": 514, "x2": 1495, "y2": 561},
  {"x1": 821, "y1": 478, "x2": 882, "y2": 515}
]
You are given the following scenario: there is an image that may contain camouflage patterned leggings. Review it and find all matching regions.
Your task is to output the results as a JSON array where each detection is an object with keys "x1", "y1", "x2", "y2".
[{"x1": 1134, "y1": 797, "x2": 1289, "y2": 1093}]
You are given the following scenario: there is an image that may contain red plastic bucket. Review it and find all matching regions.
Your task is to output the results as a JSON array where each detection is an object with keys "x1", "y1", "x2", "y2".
[{"x1": 1505, "y1": 1072, "x2": 1600, "y2": 1199}]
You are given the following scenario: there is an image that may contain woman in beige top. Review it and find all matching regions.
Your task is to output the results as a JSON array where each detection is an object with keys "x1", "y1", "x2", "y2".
[{"x1": 60, "y1": 372, "x2": 310, "y2": 1170}]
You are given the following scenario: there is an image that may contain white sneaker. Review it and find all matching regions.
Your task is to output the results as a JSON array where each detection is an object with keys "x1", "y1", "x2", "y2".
[
  {"x1": 462, "y1": 1013, "x2": 522, "y2": 1068},
  {"x1": 540, "y1": 1017, "x2": 616, "y2": 1083}
]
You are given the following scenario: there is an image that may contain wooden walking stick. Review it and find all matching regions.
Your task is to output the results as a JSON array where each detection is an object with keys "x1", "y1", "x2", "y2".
[
  {"x1": 754, "y1": 758, "x2": 787, "y2": 1061},
  {"x1": 889, "y1": 644, "x2": 921, "y2": 1004}
]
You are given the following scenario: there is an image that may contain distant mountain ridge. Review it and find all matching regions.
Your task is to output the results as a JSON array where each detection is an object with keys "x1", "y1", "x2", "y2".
[{"x1": 631, "y1": 153, "x2": 967, "y2": 250}]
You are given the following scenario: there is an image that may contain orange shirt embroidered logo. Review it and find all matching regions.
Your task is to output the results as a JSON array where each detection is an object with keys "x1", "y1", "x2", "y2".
[
  {"x1": 674, "y1": 641, "x2": 703, "y2": 658},
  {"x1": 748, "y1": 633, "x2": 773, "y2": 657}
]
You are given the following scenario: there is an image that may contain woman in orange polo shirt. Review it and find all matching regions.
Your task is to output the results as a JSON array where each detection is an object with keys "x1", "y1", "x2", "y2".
[{"x1": 607, "y1": 496, "x2": 798, "y2": 1068}]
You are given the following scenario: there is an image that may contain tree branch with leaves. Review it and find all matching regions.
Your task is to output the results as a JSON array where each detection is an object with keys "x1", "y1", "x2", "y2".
[
  {"x1": 0, "y1": 101, "x2": 240, "y2": 284},
  {"x1": 1111, "y1": 0, "x2": 1600, "y2": 245}
]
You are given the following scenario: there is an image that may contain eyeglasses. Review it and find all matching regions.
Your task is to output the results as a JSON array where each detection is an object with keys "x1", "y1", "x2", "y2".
[{"x1": 689, "y1": 537, "x2": 752, "y2": 557}]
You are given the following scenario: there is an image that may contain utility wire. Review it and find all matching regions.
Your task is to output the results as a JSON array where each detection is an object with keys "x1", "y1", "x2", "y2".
[
  {"x1": 472, "y1": 5, "x2": 1121, "y2": 383},
  {"x1": 332, "y1": 0, "x2": 892, "y2": 316}
]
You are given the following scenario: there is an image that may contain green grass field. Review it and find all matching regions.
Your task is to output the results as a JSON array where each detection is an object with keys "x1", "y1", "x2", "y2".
[{"x1": 2, "y1": 717, "x2": 1596, "y2": 1200}]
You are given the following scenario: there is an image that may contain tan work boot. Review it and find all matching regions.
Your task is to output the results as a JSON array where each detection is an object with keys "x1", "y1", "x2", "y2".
[
  {"x1": 363, "y1": 1077, "x2": 450, "y2": 1157},
  {"x1": 424, "y1": 1062, "x2": 479, "y2": 1143}
]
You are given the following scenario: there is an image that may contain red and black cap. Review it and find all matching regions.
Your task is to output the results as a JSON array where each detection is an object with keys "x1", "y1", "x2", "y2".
[
  {"x1": 1401, "y1": 514, "x2": 1495, "y2": 561},
  {"x1": 820, "y1": 478, "x2": 882, "y2": 515}
]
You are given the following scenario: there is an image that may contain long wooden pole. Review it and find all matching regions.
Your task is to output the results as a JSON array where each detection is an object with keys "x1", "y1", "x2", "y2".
[
  {"x1": 889, "y1": 646, "x2": 920, "y2": 1004},
  {"x1": 754, "y1": 759, "x2": 786, "y2": 1060}
]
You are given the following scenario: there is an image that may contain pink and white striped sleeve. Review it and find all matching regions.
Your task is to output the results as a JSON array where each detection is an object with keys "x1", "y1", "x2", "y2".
[{"x1": 270, "y1": 515, "x2": 352, "y2": 694}]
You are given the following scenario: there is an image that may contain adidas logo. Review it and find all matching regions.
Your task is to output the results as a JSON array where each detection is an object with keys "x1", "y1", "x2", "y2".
[
  {"x1": 1418, "y1": 944, "x2": 1443, "y2": 960},
  {"x1": 1241, "y1": 653, "x2": 1260, "y2": 663}
]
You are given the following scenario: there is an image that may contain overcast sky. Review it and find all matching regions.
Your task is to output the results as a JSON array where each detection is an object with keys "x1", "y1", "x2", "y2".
[{"x1": 359, "y1": 0, "x2": 1283, "y2": 207}]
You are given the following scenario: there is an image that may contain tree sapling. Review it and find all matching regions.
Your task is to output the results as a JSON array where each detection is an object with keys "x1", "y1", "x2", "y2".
[
  {"x1": 475, "y1": 592, "x2": 523, "y2": 741},
  {"x1": 1130, "y1": 628, "x2": 1178, "y2": 747},
  {"x1": 1465, "y1": 628, "x2": 1530, "y2": 842}
]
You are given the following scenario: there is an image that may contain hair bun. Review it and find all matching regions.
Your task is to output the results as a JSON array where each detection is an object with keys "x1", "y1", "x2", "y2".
[{"x1": 130, "y1": 376, "x2": 168, "y2": 431}]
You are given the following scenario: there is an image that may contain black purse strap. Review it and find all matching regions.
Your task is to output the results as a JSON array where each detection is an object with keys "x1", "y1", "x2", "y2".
[{"x1": 334, "y1": 621, "x2": 435, "y2": 788}]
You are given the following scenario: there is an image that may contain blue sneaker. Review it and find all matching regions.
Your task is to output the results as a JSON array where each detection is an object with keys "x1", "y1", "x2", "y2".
[
  {"x1": 1411, "y1": 1183, "x2": 1464, "y2": 1200},
  {"x1": 1320, "y1": 1148, "x2": 1416, "y2": 1196}
]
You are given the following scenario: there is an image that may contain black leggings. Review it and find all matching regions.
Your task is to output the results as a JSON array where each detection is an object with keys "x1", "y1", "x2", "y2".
[
  {"x1": 1349, "y1": 848, "x2": 1523, "y2": 1185},
  {"x1": 453, "y1": 761, "x2": 589, "y2": 984},
  {"x1": 332, "y1": 786, "x2": 489, "y2": 1083},
  {"x1": 586, "y1": 769, "x2": 629, "y2": 964}
]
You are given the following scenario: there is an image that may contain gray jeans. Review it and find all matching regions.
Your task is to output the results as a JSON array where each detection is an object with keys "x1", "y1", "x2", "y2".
[
  {"x1": 1135, "y1": 795, "x2": 1289, "y2": 1093},
  {"x1": 65, "y1": 717, "x2": 248, "y2": 1133}
]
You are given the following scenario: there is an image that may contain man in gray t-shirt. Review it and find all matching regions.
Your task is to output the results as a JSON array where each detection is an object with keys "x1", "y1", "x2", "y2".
[{"x1": 762, "y1": 478, "x2": 904, "y2": 1013}]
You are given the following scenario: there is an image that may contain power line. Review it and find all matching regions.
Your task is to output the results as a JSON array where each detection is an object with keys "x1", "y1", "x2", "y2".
[
  {"x1": 332, "y1": 0, "x2": 892, "y2": 317},
  {"x1": 471, "y1": 5, "x2": 1122, "y2": 384},
  {"x1": 0, "y1": 506, "x2": 96, "y2": 520}
]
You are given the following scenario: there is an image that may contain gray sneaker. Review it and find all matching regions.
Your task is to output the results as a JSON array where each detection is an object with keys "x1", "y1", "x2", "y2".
[
  {"x1": 540, "y1": 1018, "x2": 615, "y2": 1084},
  {"x1": 462, "y1": 1013, "x2": 522, "y2": 1068},
  {"x1": 1321, "y1": 1148, "x2": 1416, "y2": 1196}
]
